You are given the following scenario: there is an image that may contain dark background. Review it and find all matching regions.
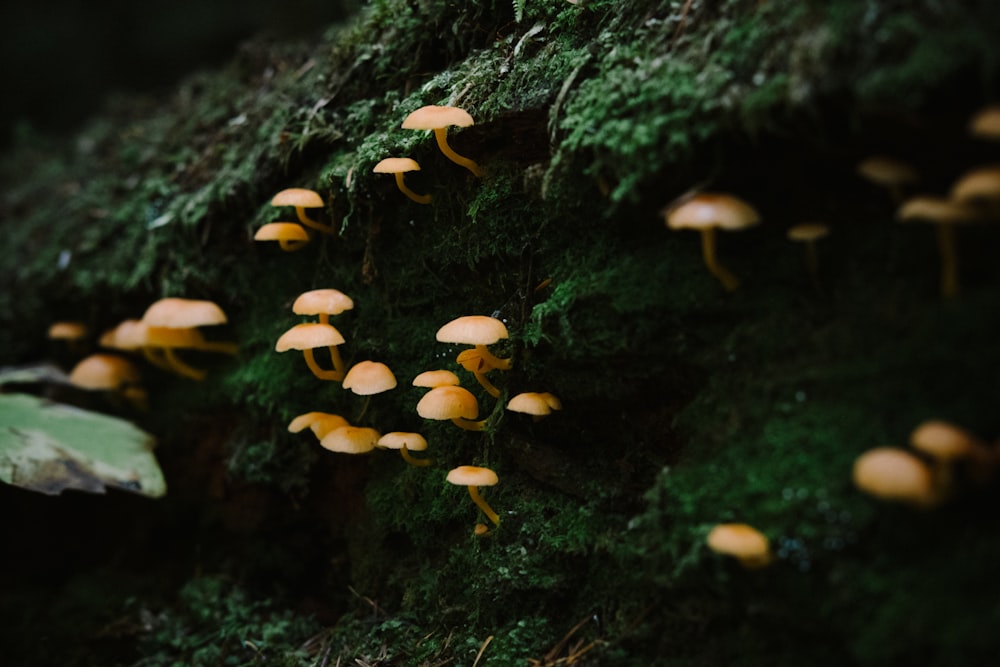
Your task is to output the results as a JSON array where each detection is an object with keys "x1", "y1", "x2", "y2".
[{"x1": 0, "y1": 0, "x2": 359, "y2": 146}]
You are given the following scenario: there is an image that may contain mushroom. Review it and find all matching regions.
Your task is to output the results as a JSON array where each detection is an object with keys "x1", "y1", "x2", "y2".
[
  {"x1": 377, "y1": 431, "x2": 432, "y2": 467},
  {"x1": 68, "y1": 353, "x2": 147, "y2": 410},
  {"x1": 402, "y1": 105, "x2": 484, "y2": 177},
  {"x1": 288, "y1": 412, "x2": 350, "y2": 440},
  {"x1": 969, "y1": 105, "x2": 1000, "y2": 141},
  {"x1": 292, "y1": 288, "x2": 355, "y2": 326},
  {"x1": 48, "y1": 321, "x2": 89, "y2": 356},
  {"x1": 663, "y1": 192, "x2": 761, "y2": 292},
  {"x1": 412, "y1": 369, "x2": 461, "y2": 388},
  {"x1": 897, "y1": 196, "x2": 985, "y2": 298},
  {"x1": 319, "y1": 425, "x2": 380, "y2": 454},
  {"x1": 786, "y1": 222, "x2": 830, "y2": 287},
  {"x1": 705, "y1": 523, "x2": 773, "y2": 569},
  {"x1": 852, "y1": 446, "x2": 941, "y2": 508},
  {"x1": 910, "y1": 420, "x2": 995, "y2": 490},
  {"x1": 141, "y1": 297, "x2": 237, "y2": 380},
  {"x1": 506, "y1": 392, "x2": 562, "y2": 421},
  {"x1": 275, "y1": 322, "x2": 347, "y2": 381},
  {"x1": 950, "y1": 165, "x2": 1000, "y2": 216},
  {"x1": 437, "y1": 315, "x2": 510, "y2": 368},
  {"x1": 254, "y1": 222, "x2": 310, "y2": 251},
  {"x1": 271, "y1": 188, "x2": 335, "y2": 235},
  {"x1": 446, "y1": 465, "x2": 500, "y2": 525},
  {"x1": 373, "y1": 157, "x2": 432, "y2": 204},
  {"x1": 416, "y1": 385, "x2": 486, "y2": 431},
  {"x1": 856, "y1": 155, "x2": 919, "y2": 203},
  {"x1": 343, "y1": 360, "x2": 398, "y2": 420}
]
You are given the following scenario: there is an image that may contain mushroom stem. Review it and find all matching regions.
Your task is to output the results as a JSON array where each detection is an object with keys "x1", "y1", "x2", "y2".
[
  {"x1": 473, "y1": 344, "x2": 511, "y2": 371},
  {"x1": 935, "y1": 223, "x2": 960, "y2": 298},
  {"x1": 400, "y1": 444, "x2": 432, "y2": 467},
  {"x1": 473, "y1": 371, "x2": 501, "y2": 398},
  {"x1": 394, "y1": 173, "x2": 432, "y2": 204},
  {"x1": 451, "y1": 417, "x2": 487, "y2": 431},
  {"x1": 143, "y1": 347, "x2": 174, "y2": 373},
  {"x1": 294, "y1": 207, "x2": 337, "y2": 235},
  {"x1": 302, "y1": 348, "x2": 346, "y2": 381},
  {"x1": 162, "y1": 348, "x2": 207, "y2": 381},
  {"x1": 467, "y1": 485, "x2": 500, "y2": 525},
  {"x1": 328, "y1": 345, "x2": 347, "y2": 377},
  {"x1": 699, "y1": 228, "x2": 739, "y2": 292},
  {"x1": 433, "y1": 128, "x2": 484, "y2": 177}
]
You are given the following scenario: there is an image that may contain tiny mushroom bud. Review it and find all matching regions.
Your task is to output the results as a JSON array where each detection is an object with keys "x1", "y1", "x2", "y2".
[
  {"x1": 446, "y1": 465, "x2": 500, "y2": 525},
  {"x1": 852, "y1": 446, "x2": 941, "y2": 508},
  {"x1": 373, "y1": 157, "x2": 432, "y2": 204},
  {"x1": 275, "y1": 322, "x2": 347, "y2": 381},
  {"x1": 254, "y1": 222, "x2": 310, "y2": 251},
  {"x1": 663, "y1": 192, "x2": 760, "y2": 292},
  {"x1": 416, "y1": 385, "x2": 486, "y2": 431},
  {"x1": 271, "y1": 188, "x2": 335, "y2": 235},
  {"x1": 706, "y1": 523, "x2": 773, "y2": 569},
  {"x1": 377, "y1": 431, "x2": 432, "y2": 466},
  {"x1": 402, "y1": 105, "x2": 484, "y2": 177}
]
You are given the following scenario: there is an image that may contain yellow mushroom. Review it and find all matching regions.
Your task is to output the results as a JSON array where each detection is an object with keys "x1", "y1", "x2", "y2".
[
  {"x1": 447, "y1": 465, "x2": 500, "y2": 525},
  {"x1": 402, "y1": 105, "x2": 484, "y2": 177},
  {"x1": 373, "y1": 157, "x2": 432, "y2": 204}
]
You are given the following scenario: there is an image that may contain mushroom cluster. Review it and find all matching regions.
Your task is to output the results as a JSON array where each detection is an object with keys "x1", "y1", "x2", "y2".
[
  {"x1": 275, "y1": 288, "x2": 354, "y2": 382},
  {"x1": 254, "y1": 187, "x2": 333, "y2": 251}
]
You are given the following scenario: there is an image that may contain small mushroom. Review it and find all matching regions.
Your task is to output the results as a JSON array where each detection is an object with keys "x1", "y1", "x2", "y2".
[
  {"x1": 705, "y1": 523, "x2": 773, "y2": 569},
  {"x1": 437, "y1": 315, "x2": 510, "y2": 397},
  {"x1": 910, "y1": 420, "x2": 995, "y2": 490},
  {"x1": 969, "y1": 105, "x2": 1000, "y2": 141},
  {"x1": 412, "y1": 369, "x2": 461, "y2": 388},
  {"x1": 271, "y1": 188, "x2": 335, "y2": 235},
  {"x1": 856, "y1": 155, "x2": 919, "y2": 203},
  {"x1": 68, "y1": 353, "x2": 147, "y2": 410},
  {"x1": 897, "y1": 196, "x2": 985, "y2": 298},
  {"x1": 446, "y1": 465, "x2": 500, "y2": 525},
  {"x1": 373, "y1": 157, "x2": 432, "y2": 204},
  {"x1": 506, "y1": 392, "x2": 562, "y2": 421},
  {"x1": 343, "y1": 360, "x2": 398, "y2": 420},
  {"x1": 416, "y1": 385, "x2": 486, "y2": 431},
  {"x1": 292, "y1": 289, "x2": 355, "y2": 326},
  {"x1": 141, "y1": 298, "x2": 237, "y2": 380},
  {"x1": 320, "y1": 425, "x2": 380, "y2": 454},
  {"x1": 377, "y1": 431, "x2": 432, "y2": 467},
  {"x1": 288, "y1": 412, "x2": 350, "y2": 440},
  {"x1": 402, "y1": 105, "x2": 484, "y2": 177},
  {"x1": 254, "y1": 222, "x2": 310, "y2": 251},
  {"x1": 275, "y1": 322, "x2": 347, "y2": 381},
  {"x1": 950, "y1": 165, "x2": 1000, "y2": 217},
  {"x1": 663, "y1": 192, "x2": 761, "y2": 292},
  {"x1": 786, "y1": 222, "x2": 830, "y2": 287},
  {"x1": 852, "y1": 446, "x2": 941, "y2": 508}
]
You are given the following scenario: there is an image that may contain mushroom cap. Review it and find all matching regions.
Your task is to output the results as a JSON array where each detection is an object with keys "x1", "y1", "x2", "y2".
[
  {"x1": 292, "y1": 289, "x2": 355, "y2": 317},
  {"x1": 48, "y1": 321, "x2": 88, "y2": 340},
  {"x1": 664, "y1": 193, "x2": 761, "y2": 231},
  {"x1": 909, "y1": 420, "x2": 986, "y2": 462},
  {"x1": 897, "y1": 196, "x2": 984, "y2": 224},
  {"x1": 402, "y1": 105, "x2": 475, "y2": 130},
  {"x1": 288, "y1": 412, "x2": 350, "y2": 439},
  {"x1": 254, "y1": 222, "x2": 309, "y2": 242},
  {"x1": 412, "y1": 369, "x2": 461, "y2": 388},
  {"x1": 142, "y1": 297, "x2": 228, "y2": 328},
  {"x1": 320, "y1": 425, "x2": 380, "y2": 454},
  {"x1": 377, "y1": 431, "x2": 428, "y2": 452},
  {"x1": 507, "y1": 392, "x2": 562, "y2": 416},
  {"x1": 969, "y1": 105, "x2": 1000, "y2": 140},
  {"x1": 705, "y1": 523, "x2": 772, "y2": 567},
  {"x1": 275, "y1": 323, "x2": 345, "y2": 352},
  {"x1": 68, "y1": 353, "x2": 141, "y2": 390},
  {"x1": 852, "y1": 446, "x2": 938, "y2": 507},
  {"x1": 446, "y1": 465, "x2": 498, "y2": 487},
  {"x1": 950, "y1": 165, "x2": 1000, "y2": 203},
  {"x1": 271, "y1": 187, "x2": 324, "y2": 208},
  {"x1": 342, "y1": 360, "x2": 398, "y2": 395},
  {"x1": 416, "y1": 385, "x2": 479, "y2": 420},
  {"x1": 856, "y1": 155, "x2": 919, "y2": 187},
  {"x1": 373, "y1": 157, "x2": 421, "y2": 174},
  {"x1": 786, "y1": 222, "x2": 830, "y2": 242},
  {"x1": 436, "y1": 315, "x2": 509, "y2": 345},
  {"x1": 144, "y1": 325, "x2": 207, "y2": 349},
  {"x1": 100, "y1": 319, "x2": 150, "y2": 350}
]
